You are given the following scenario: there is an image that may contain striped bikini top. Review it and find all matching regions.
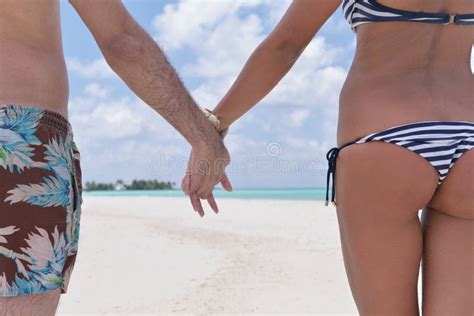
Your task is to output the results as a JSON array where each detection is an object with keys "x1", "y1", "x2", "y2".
[{"x1": 342, "y1": 0, "x2": 474, "y2": 32}]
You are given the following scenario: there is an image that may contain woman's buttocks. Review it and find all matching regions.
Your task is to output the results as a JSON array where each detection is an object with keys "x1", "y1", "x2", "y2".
[{"x1": 337, "y1": 22, "x2": 474, "y2": 146}]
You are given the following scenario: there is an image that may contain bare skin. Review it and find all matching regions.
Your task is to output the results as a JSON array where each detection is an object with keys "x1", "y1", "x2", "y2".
[
  {"x1": 0, "y1": 0, "x2": 231, "y2": 314},
  {"x1": 0, "y1": 289, "x2": 60, "y2": 316},
  {"x1": 188, "y1": 0, "x2": 473, "y2": 315},
  {"x1": 0, "y1": 0, "x2": 231, "y2": 215}
]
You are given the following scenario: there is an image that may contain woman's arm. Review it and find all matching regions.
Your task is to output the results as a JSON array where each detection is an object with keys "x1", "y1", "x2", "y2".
[{"x1": 213, "y1": 0, "x2": 342, "y2": 129}]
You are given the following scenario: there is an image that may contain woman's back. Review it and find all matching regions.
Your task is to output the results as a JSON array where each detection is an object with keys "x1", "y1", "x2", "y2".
[{"x1": 338, "y1": 0, "x2": 473, "y2": 145}]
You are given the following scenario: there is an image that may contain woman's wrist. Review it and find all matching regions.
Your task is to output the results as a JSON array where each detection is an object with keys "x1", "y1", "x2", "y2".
[{"x1": 202, "y1": 108, "x2": 229, "y2": 138}]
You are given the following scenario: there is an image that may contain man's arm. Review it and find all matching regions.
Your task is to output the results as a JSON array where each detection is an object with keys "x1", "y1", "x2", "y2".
[
  {"x1": 69, "y1": 0, "x2": 223, "y2": 149},
  {"x1": 69, "y1": 0, "x2": 231, "y2": 216}
]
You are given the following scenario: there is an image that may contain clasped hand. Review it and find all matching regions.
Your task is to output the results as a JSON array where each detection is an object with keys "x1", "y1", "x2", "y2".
[{"x1": 181, "y1": 140, "x2": 232, "y2": 217}]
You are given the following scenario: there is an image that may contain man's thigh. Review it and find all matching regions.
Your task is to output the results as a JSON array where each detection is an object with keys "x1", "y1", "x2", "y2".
[{"x1": 0, "y1": 288, "x2": 61, "y2": 316}]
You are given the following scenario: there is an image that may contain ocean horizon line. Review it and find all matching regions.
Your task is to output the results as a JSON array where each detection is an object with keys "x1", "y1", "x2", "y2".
[{"x1": 83, "y1": 187, "x2": 329, "y2": 201}]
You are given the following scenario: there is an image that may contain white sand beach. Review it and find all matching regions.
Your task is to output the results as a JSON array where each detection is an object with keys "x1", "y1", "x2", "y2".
[{"x1": 57, "y1": 196, "x2": 358, "y2": 315}]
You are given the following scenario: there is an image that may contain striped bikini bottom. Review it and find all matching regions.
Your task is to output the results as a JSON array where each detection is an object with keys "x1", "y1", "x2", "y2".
[{"x1": 325, "y1": 121, "x2": 474, "y2": 206}]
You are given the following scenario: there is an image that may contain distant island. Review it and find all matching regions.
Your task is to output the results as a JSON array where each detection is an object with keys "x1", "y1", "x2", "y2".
[{"x1": 85, "y1": 179, "x2": 175, "y2": 191}]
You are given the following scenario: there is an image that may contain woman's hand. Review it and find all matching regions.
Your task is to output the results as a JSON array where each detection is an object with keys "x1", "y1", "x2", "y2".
[{"x1": 181, "y1": 140, "x2": 232, "y2": 217}]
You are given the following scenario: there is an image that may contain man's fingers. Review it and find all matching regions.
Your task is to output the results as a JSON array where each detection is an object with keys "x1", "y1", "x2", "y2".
[
  {"x1": 190, "y1": 194, "x2": 204, "y2": 217},
  {"x1": 181, "y1": 175, "x2": 191, "y2": 196},
  {"x1": 220, "y1": 174, "x2": 233, "y2": 192},
  {"x1": 206, "y1": 194, "x2": 219, "y2": 214}
]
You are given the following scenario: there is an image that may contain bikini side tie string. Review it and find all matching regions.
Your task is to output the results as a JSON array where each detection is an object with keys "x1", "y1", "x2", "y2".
[
  {"x1": 325, "y1": 140, "x2": 359, "y2": 206},
  {"x1": 325, "y1": 147, "x2": 340, "y2": 206}
]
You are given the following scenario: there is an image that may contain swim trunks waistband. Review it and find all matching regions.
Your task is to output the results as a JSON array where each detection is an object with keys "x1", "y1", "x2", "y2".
[{"x1": 0, "y1": 104, "x2": 72, "y2": 139}]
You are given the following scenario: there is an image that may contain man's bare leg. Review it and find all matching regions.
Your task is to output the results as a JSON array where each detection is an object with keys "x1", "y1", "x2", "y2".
[{"x1": 0, "y1": 288, "x2": 60, "y2": 316}]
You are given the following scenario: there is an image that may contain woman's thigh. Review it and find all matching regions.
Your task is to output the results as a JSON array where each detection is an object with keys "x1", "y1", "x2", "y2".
[
  {"x1": 335, "y1": 141, "x2": 438, "y2": 315},
  {"x1": 421, "y1": 206, "x2": 474, "y2": 316},
  {"x1": 422, "y1": 148, "x2": 474, "y2": 315}
]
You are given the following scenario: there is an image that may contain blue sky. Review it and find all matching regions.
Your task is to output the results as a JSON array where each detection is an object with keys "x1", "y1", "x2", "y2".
[{"x1": 61, "y1": 0, "x2": 357, "y2": 189}]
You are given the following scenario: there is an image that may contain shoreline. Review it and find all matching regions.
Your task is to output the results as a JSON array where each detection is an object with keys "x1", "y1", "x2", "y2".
[{"x1": 82, "y1": 188, "x2": 330, "y2": 202}]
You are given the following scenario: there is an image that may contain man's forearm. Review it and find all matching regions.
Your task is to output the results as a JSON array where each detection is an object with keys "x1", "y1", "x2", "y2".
[{"x1": 102, "y1": 26, "x2": 220, "y2": 147}]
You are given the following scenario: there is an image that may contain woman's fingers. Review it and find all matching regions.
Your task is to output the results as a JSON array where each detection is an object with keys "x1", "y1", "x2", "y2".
[
  {"x1": 220, "y1": 173, "x2": 233, "y2": 192},
  {"x1": 206, "y1": 194, "x2": 219, "y2": 214},
  {"x1": 190, "y1": 194, "x2": 204, "y2": 217}
]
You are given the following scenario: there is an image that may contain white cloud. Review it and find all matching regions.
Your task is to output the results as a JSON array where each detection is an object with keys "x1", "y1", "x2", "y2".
[
  {"x1": 72, "y1": 96, "x2": 143, "y2": 139},
  {"x1": 84, "y1": 83, "x2": 110, "y2": 98},
  {"x1": 287, "y1": 109, "x2": 311, "y2": 128},
  {"x1": 152, "y1": 0, "x2": 268, "y2": 51},
  {"x1": 182, "y1": 13, "x2": 264, "y2": 79},
  {"x1": 263, "y1": 39, "x2": 347, "y2": 108},
  {"x1": 66, "y1": 57, "x2": 115, "y2": 79},
  {"x1": 282, "y1": 136, "x2": 330, "y2": 165},
  {"x1": 69, "y1": 87, "x2": 185, "y2": 156},
  {"x1": 224, "y1": 133, "x2": 258, "y2": 154}
]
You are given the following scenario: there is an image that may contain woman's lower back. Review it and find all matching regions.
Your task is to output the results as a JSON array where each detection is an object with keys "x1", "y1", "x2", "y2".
[{"x1": 338, "y1": 18, "x2": 473, "y2": 146}]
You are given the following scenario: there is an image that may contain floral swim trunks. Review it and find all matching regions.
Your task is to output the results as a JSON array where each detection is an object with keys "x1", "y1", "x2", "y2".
[{"x1": 0, "y1": 104, "x2": 82, "y2": 297}]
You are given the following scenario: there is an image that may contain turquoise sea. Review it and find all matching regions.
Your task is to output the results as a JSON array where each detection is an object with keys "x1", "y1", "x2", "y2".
[{"x1": 84, "y1": 188, "x2": 328, "y2": 201}]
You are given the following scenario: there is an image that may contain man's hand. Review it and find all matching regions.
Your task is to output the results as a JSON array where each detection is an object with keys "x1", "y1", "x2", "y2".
[{"x1": 181, "y1": 141, "x2": 232, "y2": 217}]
